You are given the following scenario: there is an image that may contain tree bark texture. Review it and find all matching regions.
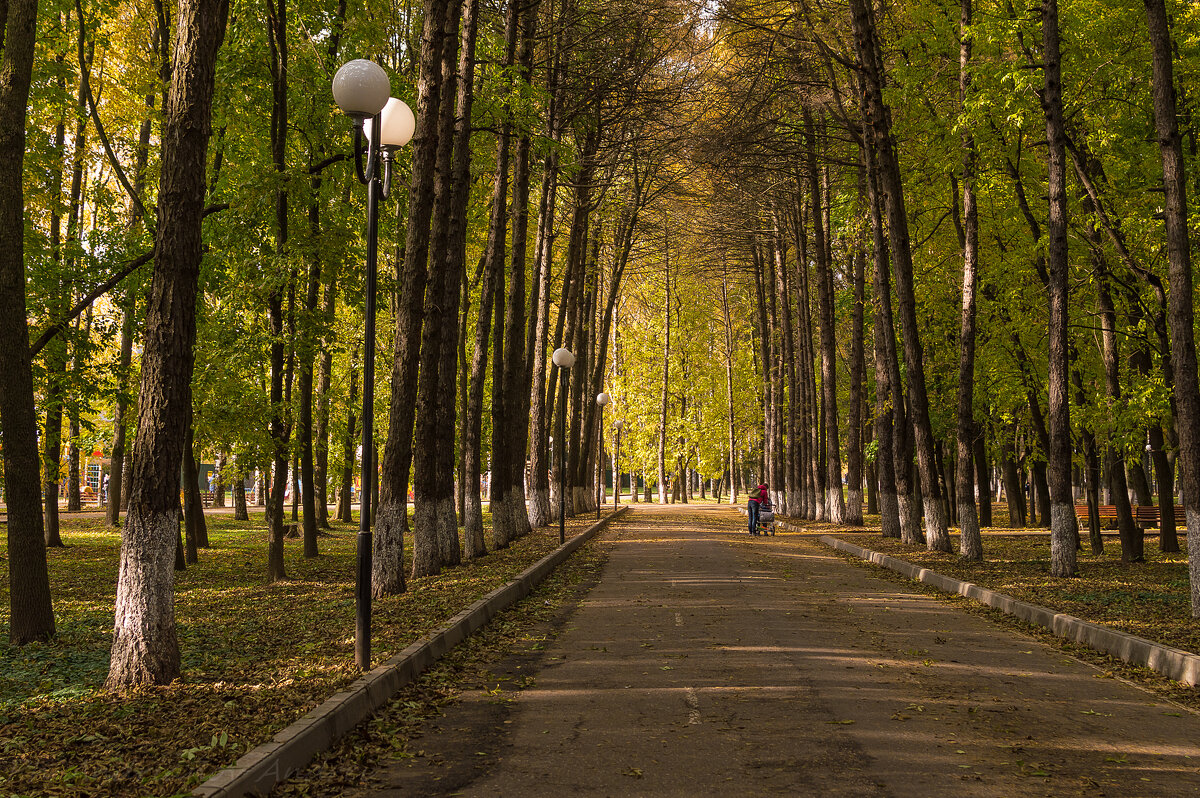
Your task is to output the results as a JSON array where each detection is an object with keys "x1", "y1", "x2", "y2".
[
  {"x1": 491, "y1": 0, "x2": 541, "y2": 547},
  {"x1": 107, "y1": 289, "x2": 136, "y2": 526},
  {"x1": 313, "y1": 271, "x2": 337, "y2": 529},
  {"x1": 863, "y1": 139, "x2": 901, "y2": 539},
  {"x1": 107, "y1": 0, "x2": 228, "y2": 686},
  {"x1": 1144, "y1": 0, "x2": 1200, "y2": 612},
  {"x1": 805, "y1": 111, "x2": 845, "y2": 523},
  {"x1": 1093, "y1": 235, "x2": 1141, "y2": 560},
  {"x1": 339, "y1": 365, "x2": 358, "y2": 524},
  {"x1": 412, "y1": 0, "x2": 466, "y2": 575},
  {"x1": 376, "y1": 0, "x2": 449, "y2": 593},
  {"x1": 850, "y1": 0, "x2": 948, "y2": 550},
  {"x1": 1, "y1": 0, "x2": 57, "y2": 644},
  {"x1": 845, "y1": 189, "x2": 867, "y2": 526},
  {"x1": 1041, "y1": 0, "x2": 1078, "y2": 576},
  {"x1": 657, "y1": 226, "x2": 671, "y2": 505},
  {"x1": 956, "y1": 0, "x2": 983, "y2": 561}
]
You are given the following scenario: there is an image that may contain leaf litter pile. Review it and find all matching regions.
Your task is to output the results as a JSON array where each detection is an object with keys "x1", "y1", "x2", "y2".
[{"x1": 0, "y1": 510, "x2": 610, "y2": 796}]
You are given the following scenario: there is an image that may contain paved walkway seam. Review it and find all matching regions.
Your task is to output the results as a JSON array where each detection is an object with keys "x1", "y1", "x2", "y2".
[
  {"x1": 813, "y1": 532, "x2": 1200, "y2": 687},
  {"x1": 192, "y1": 506, "x2": 628, "y2": 798}
]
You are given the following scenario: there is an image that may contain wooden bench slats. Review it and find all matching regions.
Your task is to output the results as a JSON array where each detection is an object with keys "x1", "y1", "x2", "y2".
[{"x1": 1073, "y1": 504, "x2": 1183, "y2": 528}]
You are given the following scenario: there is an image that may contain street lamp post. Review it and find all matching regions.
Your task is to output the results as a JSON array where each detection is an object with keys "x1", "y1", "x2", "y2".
[
  {"x1": 614, "y1": 419, "x2": 623, "y2": 509},
  {"x1": 332, "y1": 59, "x2": 414, "y2": 671},
  {"x1": 595, "y1": 392, "x2": 609, "y2": 519},
  {"x1": 552, "y1": 347, "x2": 575, "y2": 544}
]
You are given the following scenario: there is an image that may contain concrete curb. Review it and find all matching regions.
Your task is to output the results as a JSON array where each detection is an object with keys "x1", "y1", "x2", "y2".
[
  {"x1": 730, "y1": 506, "x2": 1200, "y2": 686},
  {"x1": 193, "y1": 506, "x2": 629, "y2": 798},
  {"x1": 816, "y1": 533, "x2": 1200, "y2": 687}
]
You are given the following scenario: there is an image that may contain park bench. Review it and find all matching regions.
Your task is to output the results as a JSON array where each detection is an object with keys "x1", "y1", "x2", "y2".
[
  {"x1": 1132, "y1": 504, "x2": 1183, "y2": 529},
  {"x1": 199, "y1": 491, "x2": 214, "y2": 507},
  {"x1": 1074, "y1": 503, "x2": 1183, "y2": 530},
  {"x1": 1075, "y1": 504, "x2": 1117, "y2": 528}
]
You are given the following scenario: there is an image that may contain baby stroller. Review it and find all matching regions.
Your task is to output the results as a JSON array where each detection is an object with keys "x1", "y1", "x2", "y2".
[{"x1": 757, "y1": 499, "x2": 776, "y2": 535}]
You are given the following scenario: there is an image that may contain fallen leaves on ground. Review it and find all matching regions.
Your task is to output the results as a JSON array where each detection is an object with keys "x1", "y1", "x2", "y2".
[
  {"x1": 773, "y1": 507, "x2": 1200, "y2": 708},
  {"x1": 0, "y1": 510, "x2": 610, "y2": 797}
]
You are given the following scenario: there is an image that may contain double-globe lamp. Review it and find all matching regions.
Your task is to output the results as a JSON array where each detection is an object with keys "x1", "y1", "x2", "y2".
[
  {"x1": 552, "y1": 348, "x2": 575, "y2": 543},
  {"x1": 332, "y1": 58, "x2": 414, "y2": 671}
]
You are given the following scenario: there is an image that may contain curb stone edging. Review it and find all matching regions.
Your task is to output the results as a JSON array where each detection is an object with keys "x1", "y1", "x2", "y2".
[
  {"x1": 730, "y1": 506, "x2": 1200, "y2": 687},
  {"x1": 815, "y1": 533, "x2": 1200, "y2": 687},
  {"x1": 193, "y1": 505, "x2": 629, "y2": 798}
]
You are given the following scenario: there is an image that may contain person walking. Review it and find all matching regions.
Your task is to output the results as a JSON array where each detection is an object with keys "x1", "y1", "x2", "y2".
[{"x1": 748, "y1": 482, "x2": 768, "y2": 535}]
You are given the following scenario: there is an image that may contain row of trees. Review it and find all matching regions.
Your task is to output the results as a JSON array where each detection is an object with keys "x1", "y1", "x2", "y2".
[
  {"x1": 1, "y1": 0, "x2": 760, "y2": 689},
  {"x1": 9, "y1": 0, "x2": 1200, "y2": 692},
  {"x1": 686, "y1": 0, "x2": 1200, "y2": 601}
]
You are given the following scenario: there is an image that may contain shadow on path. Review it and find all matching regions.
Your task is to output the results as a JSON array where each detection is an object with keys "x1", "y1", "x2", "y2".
[{"x1": 356, "y1": 504, "x2": 1200, "y2": 797}]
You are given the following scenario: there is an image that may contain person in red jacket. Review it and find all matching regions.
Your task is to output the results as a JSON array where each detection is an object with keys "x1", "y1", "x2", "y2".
[{"x1": 748, "y1": 483, "x2": 768, "y2": 535}]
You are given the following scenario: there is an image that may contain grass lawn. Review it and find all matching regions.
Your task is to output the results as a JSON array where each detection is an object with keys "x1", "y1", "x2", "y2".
[{"x1": 0, "y1": 509, "x2": 608, "y2": 797}]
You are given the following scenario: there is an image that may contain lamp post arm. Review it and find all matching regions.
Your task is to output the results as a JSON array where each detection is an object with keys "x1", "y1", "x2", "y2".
[{"x1": 353, "y1": 115, "x2": 383, "y2": 187}]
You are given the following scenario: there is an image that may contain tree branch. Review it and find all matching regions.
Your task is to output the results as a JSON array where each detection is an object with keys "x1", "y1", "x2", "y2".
[{"x1": 30, "y1": 203, "x2": 228, "y2": 356}]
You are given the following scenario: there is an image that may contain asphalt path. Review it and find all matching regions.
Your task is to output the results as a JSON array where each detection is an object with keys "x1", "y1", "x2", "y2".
[{"x1": 360, "y1": 503, "x2": 1200, "y2": 797}]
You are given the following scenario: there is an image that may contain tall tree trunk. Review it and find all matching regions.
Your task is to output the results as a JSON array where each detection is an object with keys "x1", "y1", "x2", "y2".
[
  {"x1": 1041, "y1": 0, "x2": 1078, "y2": 575},
  {"x1": 548, "y1": 131, "x2": 596, "y2": 519},
  {"x1": 1002, "y1": 440, "x2": 1023, "y2": 528},
  {"x1": 525, "y1": 148, "x2": 560, "y2": 526},
  {"x1": 233, "y1": 465, "x2": 249, "y2": 520},
  {"x1": 42, "y1": 63, "x2": 70, "y2": 546},
  {"x1": 298, "y1": 241, "x2": 320, "y2": 556},
  {"x1": 430, "y1": 0, "x2": 472, "y2": 556},
  {"x1": 313, "y1": 271, "x2": 337, "y2": 529},
  {"x1": 525, "y1": 16, "x2": 564, "y2": 528},
  {"x1": 451, "y1": 0, "x2": 484, "y2": 556},
  {"x1": 767, "y1": 232, "x2": 786, "y2": 511},
  {"x1": 1150, "y1": 423, "x2": 1178, "y2": 551},
  {"x1": 790, "y1": 214, "x2": 818, "y2": 519},
  {"x1": 376, "y1": 0, "x2": 450, "y2": 592},
  {"x1": 774, "y1": 213, "x2": 798, "y2": 517},
  {"x1": 107, "y1": 289, "x2": 136, "y2": 527},
  {"x1": 1071, "y1": 363, "x2": 1104, "y2": 554},
  {"x1": 213, "y1": 451, "x2": 226, "y2": 507},
  {"x1": 530, "y1": 0, "x2": 573, "y2": 525},
  {"x1": 1, "y1": 0, "x2": 56, "y2": 643},
  {"x1": 182, "y1": 425, "x2": 200, "y2": 565},
  {"x1": 956, "y1": 0, "x2": 983, "y2": 560},
  {"x1": 492, "y1": 0, "x2": 541, "y2": 546},
  {"x1": 43, "y1": 359, "x2": 66, "y2": 546},
  {"x1": 657, "y1": 224, "x2": 671, "y2": 504},
  {"x1": 1095, "y1": 257, "x2": 1142, "y2": 561},
  {"x1": 864, "y1": 140, "x2": 901, "y2": 539},
  {"x1": 805, "y1": 111, "x2": 844, "y2": 523},
  {"x1": 722, "y1": 270, "x2": 738, "y2": 505},
  {"x1": 464, "y1": 241, "x2": 498, "y2": 556},
  {"x1": 106, "y1": 0, "x2": 228, "y2": 685},
  {"x1": 412, "y1": 0, "x2": 466, "y2": 573},
  {"x1": 264, "y1": 0, "x2": 290, "y2": 582},
  {"x1": 339, "y1": 365, "x2": 358, "y2": 524},
  {"x1": 1145, "y1": 0, "x2": 1200, "y2": 606},
  {"x1": 298, "y1": 0, "x2": 348, "y2": 546},
  {"x1": 568, "y1": 245, "x2": 598, "y2": 514},
  {"x1": 850, "y1": 0, "x2": 948, "y2": 550},
  {"x1": 64, "y1": 37, "x2": 92, "y2": 517},
  {"x1": 974, "y1": 436, "x2": 992, "y2": 527},
  {"x1": 457, "y1": 275, "x2": 470, "y2": 519},
  {"x1": 845, "y1": 193, "x2": 866, "y2": 526}
]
